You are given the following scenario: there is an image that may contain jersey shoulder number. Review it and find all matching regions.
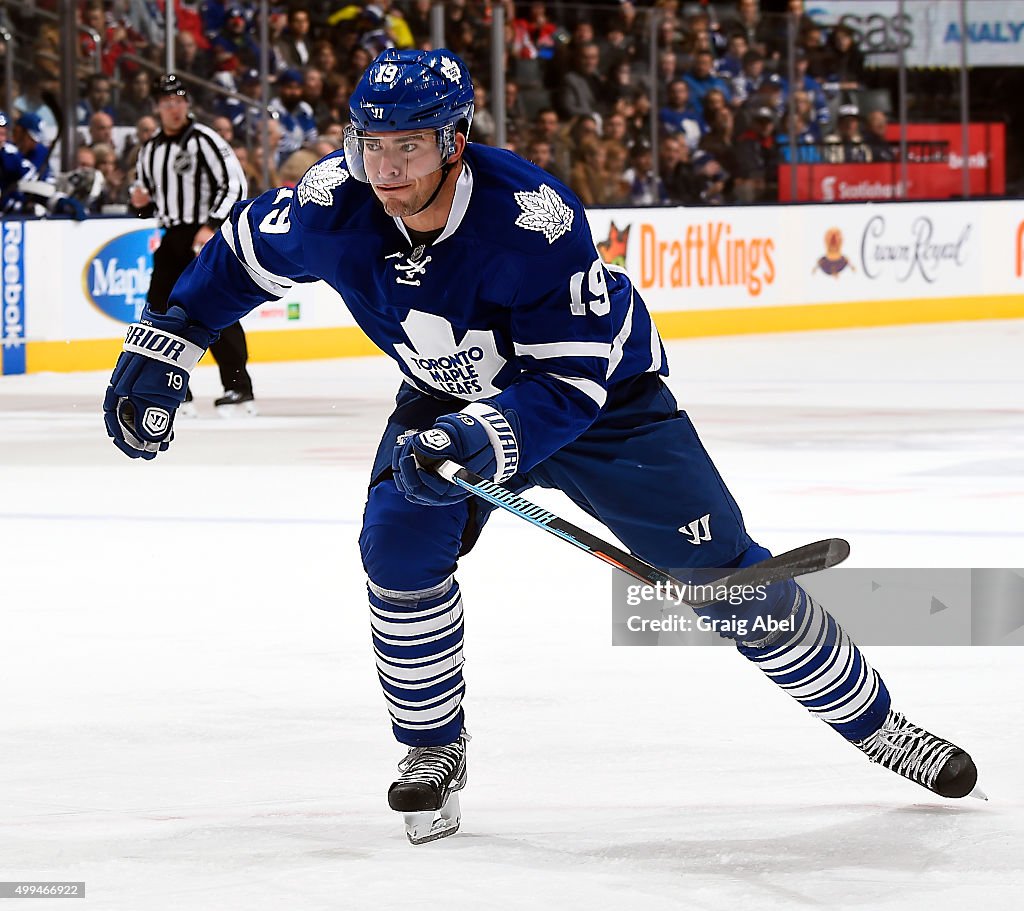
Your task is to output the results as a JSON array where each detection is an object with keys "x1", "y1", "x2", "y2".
[{"x1": 258, "y1": 187, "x2": 294, "y2": 235}]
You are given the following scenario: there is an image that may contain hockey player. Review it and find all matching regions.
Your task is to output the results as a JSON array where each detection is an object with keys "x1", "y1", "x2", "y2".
[{"x1": 103, "y1": 49, "x2": 982, "y2": 845}]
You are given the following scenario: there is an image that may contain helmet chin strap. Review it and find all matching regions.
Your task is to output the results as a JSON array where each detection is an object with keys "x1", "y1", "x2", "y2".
[{"x1": 409, "y1": 158, "x2": 456, "y2": 217}]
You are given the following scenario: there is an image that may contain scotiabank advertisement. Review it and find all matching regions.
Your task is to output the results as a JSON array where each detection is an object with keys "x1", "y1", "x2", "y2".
[
  {"x1": 778, "y1": 123, "x2": 1005, "y2": 203},
  {"x1": 585, "y1": 199, "x2": 1021, "y2": 312}
]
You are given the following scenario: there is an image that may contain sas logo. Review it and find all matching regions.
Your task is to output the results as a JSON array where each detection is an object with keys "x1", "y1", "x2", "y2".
[
  {"x1": 83, "y1": 229, "x2": 160, "y2": 323},
  {"x1": 812, "y1": 227, "x2": 854, "y2": 278},
  {"x1": 597, "y1": 222, "x2": 630, "y2": 268}
]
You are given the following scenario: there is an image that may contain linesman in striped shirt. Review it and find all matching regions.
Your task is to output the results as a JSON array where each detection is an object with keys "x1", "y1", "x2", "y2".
[{"x1": 130, "y1": 74, "x2": 255, "y2": 413}]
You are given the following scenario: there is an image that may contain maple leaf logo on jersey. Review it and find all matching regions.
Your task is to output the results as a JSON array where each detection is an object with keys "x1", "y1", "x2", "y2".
[
  {"x1": 297, "y1": 158, "x2": 349, "y2": 207},
  {"x1": 514, "y1": 184, "x2": 573, "y2": 244},
  {"x1": 392, "y1": 310, "x2": 506, "y2": 400}
]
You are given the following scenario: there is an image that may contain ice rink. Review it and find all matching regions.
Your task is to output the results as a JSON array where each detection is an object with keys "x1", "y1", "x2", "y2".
[{"x1": 1, "y1": 322, "x2": 1022, "y2": 910}]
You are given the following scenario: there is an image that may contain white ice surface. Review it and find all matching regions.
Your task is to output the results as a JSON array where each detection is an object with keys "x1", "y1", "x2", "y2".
[{"x1": 1, "y1": 322, "x2": 1022, "y2": 910}]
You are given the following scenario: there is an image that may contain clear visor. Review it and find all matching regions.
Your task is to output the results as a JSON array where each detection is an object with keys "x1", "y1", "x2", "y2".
[{"x1": 343, "y1": 126, "x2": 447, "y2": 186}]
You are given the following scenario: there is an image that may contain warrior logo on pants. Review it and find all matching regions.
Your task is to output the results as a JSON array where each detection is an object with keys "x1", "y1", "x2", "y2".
[{"x1": 679, "y1": 513, "x2": 712, "y2": 545}]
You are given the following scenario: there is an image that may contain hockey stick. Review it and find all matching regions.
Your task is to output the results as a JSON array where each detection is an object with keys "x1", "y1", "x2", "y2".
[{"x1": 417, "y1": 456, "x2": 849, "y2": 607}]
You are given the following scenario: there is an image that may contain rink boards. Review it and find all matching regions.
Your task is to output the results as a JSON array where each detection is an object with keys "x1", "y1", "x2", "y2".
[{"x1": 3, "y1": 197, "x2": 1024, "y2": 374}]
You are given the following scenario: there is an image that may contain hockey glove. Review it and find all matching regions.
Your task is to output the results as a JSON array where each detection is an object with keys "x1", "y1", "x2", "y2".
[
  {"x1": 51, "y1": 195, "x2": 88, "y2": 221},
  {"x1": 103, "y1": 305, "x2": 217, "y2": 460},
  {"x1": 393, "y1": 403, "x2": 521, "y2": 506}
]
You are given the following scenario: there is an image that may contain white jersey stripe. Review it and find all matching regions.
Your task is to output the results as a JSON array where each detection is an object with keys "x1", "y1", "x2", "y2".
[
  {"x1": 220, "y1": 219, "x2": 287, "y2": 298},
  {"x1": 548, "y1": 373, "x2": 608, "y2": 408},
  {"x1": 220, "y1": 203, "x2": 292, "y2": 296},
  {"x1": 649, "y1": 316, "x2": 664, "y2": 373},
  {"x1": 607, "y1": 295, "x2": 634, "y2": 379},
  {"x1": 514, "y1": 341, "x2": 611, "y2": 360},
  {"x1": 236, "y1": 202, "x2": 296, "y2": 293}
]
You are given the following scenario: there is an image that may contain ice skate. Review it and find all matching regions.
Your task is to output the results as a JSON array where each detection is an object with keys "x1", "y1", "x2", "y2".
[
  {"x1": 854, "y1": 709, "x2": 985, "y2": 800},
  {"x1": 214, "y1": 390, "x2": 257, "y2": 417},
  {"x1": 388, "y1": 731, "x2": 470, "y2": 845}
]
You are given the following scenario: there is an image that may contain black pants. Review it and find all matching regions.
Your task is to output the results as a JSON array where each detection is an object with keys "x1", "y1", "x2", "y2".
[{"x1": 148, "y1": 224, "x2": 253, "y2": 396}]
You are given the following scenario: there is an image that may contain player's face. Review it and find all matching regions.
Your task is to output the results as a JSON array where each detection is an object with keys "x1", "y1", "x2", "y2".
[{"x1": 362, "y1": 129, "x2": 449, "y2": 217}]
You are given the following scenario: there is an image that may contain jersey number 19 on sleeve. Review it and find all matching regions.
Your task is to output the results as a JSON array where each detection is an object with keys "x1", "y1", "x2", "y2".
[
  {"x1": 258, "y1": 187, "x2": 294, "y2": 235},
  {"x1": 569, "y1": 259, "x2": 611, "y2": 317}
]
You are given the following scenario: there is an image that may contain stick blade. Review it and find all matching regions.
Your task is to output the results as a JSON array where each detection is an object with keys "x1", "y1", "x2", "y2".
[
  {"x1": 824, "y1": 537, "x2": 851, "y2": 569},
  {"x1": 687, "y1": 538, "x2": 850, "y2": 607}
]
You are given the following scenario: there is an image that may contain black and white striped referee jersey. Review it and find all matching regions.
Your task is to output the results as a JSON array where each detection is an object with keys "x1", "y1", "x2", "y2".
[{"x1": 134, "y1": 119, "x2": 246, "y2": 229}]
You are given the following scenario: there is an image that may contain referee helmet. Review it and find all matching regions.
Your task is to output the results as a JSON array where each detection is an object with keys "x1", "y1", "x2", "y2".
[{"x1": 154, "y1": 74, "x2": 189, "y2": 99}]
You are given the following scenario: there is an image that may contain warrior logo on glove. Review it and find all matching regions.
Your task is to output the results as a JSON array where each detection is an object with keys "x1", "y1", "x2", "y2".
[
  {"x1": 142, "y1": 407, "x2": 171, "y2": 436},
  {"x1": 419, "y1": 429, "x2": 453, "y2": 451}
]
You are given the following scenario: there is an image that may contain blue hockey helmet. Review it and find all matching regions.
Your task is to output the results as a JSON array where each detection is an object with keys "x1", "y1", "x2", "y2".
[{"x1": 345, "y1": 48, "x2": 474, "y2": 184}]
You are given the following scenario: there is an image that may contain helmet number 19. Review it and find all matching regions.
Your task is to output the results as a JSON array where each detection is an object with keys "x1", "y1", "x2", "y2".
[{"x1": 372, "y1": 63, "x2": 401, "y2": 84}]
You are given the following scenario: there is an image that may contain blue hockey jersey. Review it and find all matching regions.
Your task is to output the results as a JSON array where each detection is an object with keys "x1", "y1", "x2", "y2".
[{"x1": 171, "y1": 143, "x2": 668, "y2": 471}]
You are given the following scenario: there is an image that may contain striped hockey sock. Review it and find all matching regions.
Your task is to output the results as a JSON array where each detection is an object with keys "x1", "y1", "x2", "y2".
[
  {"x1": 737, "y1": 584, "x2": 891, "y2": 741},
  {"x1": 368, "y1": 576, "x2": 466, "y2": 747}
]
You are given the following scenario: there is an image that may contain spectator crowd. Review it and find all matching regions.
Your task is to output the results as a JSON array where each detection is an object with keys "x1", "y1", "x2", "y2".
[{"x1": 1, "y1": 0, "x2": 898, "y2": 215}]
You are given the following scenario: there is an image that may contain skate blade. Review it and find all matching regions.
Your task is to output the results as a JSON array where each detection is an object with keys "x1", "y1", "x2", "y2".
[
  {"x1": 968, "y1": 784, "x2": 989, "y2": 801},
  {"x1": 215, "y1": 402, "x2": 258, "y2": 419},
  {"x1": 403, "y1": 793, "x2": 461, "y2": 845}
]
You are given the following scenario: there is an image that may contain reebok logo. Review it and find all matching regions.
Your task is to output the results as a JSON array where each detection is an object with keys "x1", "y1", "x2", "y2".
[{"x1": 679, "y1": 514, "x2": 711, "y2": 545}]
